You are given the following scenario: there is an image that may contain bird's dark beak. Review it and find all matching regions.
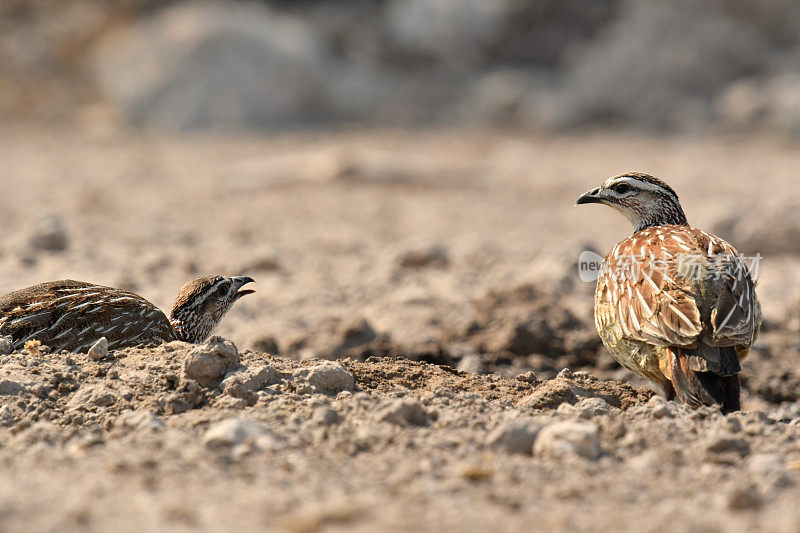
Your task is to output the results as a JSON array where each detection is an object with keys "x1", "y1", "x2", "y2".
[
  {"x1": 575, "y1": 187, "x2": 605, "y2": 206},
  {"x1": 231, "y1": 276, "x2": 255, "y2": 300}
]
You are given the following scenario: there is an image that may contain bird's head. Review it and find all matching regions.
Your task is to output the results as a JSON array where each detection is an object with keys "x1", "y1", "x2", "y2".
[
  {"x1": 576, "y1": 172, "x2": 688, "y2": 232},
  {"x1": 168, "y1": 275, "x2": 255, "y2": 343}
]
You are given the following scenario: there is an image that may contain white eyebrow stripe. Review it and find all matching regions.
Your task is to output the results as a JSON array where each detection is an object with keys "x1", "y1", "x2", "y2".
[{"x1": 602, "y1": 176, "x2": 669, "y2": 194}]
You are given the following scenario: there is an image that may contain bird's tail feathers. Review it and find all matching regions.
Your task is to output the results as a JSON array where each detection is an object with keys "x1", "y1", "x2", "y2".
[{"x1": 667, "y1": 347, "x2": 741, "y2": 414}]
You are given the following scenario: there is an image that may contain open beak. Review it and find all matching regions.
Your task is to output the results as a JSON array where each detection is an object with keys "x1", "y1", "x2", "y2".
[
  {"x1": 231, "y1": 276, "x2": 255, "y2": 300},
  {"x1": 575, "y1": 187, "x2": 606, "y2": 206}
]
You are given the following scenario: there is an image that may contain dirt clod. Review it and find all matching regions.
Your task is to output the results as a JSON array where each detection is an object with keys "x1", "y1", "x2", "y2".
[{"x1": 182, "y1": 336, "x2": 240, "y2": 389}]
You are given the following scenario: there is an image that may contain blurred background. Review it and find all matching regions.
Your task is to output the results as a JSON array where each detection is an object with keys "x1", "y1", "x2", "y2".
[{"x1": 4, "y1": 0, "x2": 800, "y2": 134}]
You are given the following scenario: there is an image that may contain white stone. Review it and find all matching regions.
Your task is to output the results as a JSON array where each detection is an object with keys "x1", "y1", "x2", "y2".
[
  {"x1": 304, "y1": 361, "x2": 355, "y2": 394},
  {"x1": 87, "y1": 337, "x2": 108, "y2": 360},
  {"x1": 533, "y1": 421, "x2": 601, "y2": 460}
]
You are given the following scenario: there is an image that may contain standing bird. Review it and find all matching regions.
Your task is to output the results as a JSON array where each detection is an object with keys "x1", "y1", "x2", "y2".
[
  {"x1": 0, "y1": 275, "x2": 255, "y2": 353},
  {"x1": 576, "y1": 173, "x2": 761, "y2": 413}
]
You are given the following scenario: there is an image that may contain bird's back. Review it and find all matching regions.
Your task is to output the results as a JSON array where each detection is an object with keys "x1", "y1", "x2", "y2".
[
  {"x1": 0, "y1": 280, "x2": 176, "y2": 353},
  {"x1": 595, "y1": 225, "x2": 762, "y2": 410},
  {"x1": 597, "y1": 226, "x2": 761, "y2": 348}
]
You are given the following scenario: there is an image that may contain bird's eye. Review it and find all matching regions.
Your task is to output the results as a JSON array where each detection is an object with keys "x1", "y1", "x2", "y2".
[
  {"x1": 614, "y1": 184, "x2": 632, "y2": 194},
  {"x1": 217, "y1": 284, "x2": 230, "y2": 297}
]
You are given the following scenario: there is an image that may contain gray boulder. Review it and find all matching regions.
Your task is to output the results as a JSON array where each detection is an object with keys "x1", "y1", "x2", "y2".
[{"x1": 91, "y1": 1, "x2": 325, "y2": 130}]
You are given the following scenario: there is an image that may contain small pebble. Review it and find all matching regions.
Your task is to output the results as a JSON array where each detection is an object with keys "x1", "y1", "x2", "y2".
[{"x1": 87, "y1": 337, "x2": 109, "y2": 360}]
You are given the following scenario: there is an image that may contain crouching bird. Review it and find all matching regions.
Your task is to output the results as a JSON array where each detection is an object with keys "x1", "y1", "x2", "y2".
[
  {"x1": 576, "y1": 173, "x2": 761, "y2": 413},
  {"x1": 0, "y1": 275, "x2": 255, "y2": 353}
]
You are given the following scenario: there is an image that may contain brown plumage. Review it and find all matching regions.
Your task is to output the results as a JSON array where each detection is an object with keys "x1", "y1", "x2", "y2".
[
  {"x1": 0, "y1": 275, "x2": 255, "y2": 353},
  {"x1": 577, "y1": 173, "x2": 762, "y2": 413}
]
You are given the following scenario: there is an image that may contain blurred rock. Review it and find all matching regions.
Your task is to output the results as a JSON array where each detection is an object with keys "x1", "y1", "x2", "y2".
[
  {"x1": 385, "y1": 0, "x2": 615, "y2": 71},
  {"x1": 716, "y1": 74, "x2": 800, "y2": 135},
  {"x1": 724, "y1": 485, "x2": 763, "y2": 511},
  {"x1": 237, "y1": 246, "x2": 281, "y2": 273},
  {"x1": 385, "y1": 0, "x2": 508, "y2": 69},
  {"x1": 29, "y1": 215, "x2": 68, "y2": 252},
  {"x1": 252, "y1": 336, "x2": 280, "y2": 355},
  {"x1": 377, "y1": 399, "x2": 430, "y2": 426},
  {"x1": 90, "y1": 2, "x2": 325, "y2": 130},
  {"x1": 309, "y1": 318, "x2": 379, "y2": 360},
  {"x1": 9, "y1": 0, "x2": 800, "y2": 134},
  {"x1": 534, "y1": 421, "x2": 602, "y2": 460},
  {"x1": 705, "y1": 432, "x2": 750, "y2": 457},
  {"x1": 636, "y1": 396, "x2": 679, "y2": 419},
  {"x1": 312, "y1": 406, "x2": 342, "y2": 426},
  {"x1": 115, "y1": 409, "x2": 164, "y2": 431},
  {"x1": 487, "y1": 418, "x2": 542, "y2": 455},
  {"x1": 574, "y1": 397, "x2": 611, "y2": 418},
  {"x1": 395, "y1": 243, "x2": 449, "y2": 270},
  {"x1": 455, "y1": 69, "x2": 537, "y2": 127},
  {"x1": 204, "y1": 418, "x2": 274, "y2": 450},
  {"x1": 543, "y1": 0, "x2": 768, "y2": 131},
  {"x1": 747, "y1": 454, "x2": 792, "y2": 490},
  {"x1": 714, "y1": 78, "x2": 766, "y2": 128},
  {"x1": 182, "y1": 336, "x2": 240, "y2": 389},
  {"x1": 333, "y1": 319, "x2": 378, "y2": 355},
  {"x1": 456, "y1": 353, "x2": 484, "y2": 374},
  {"x1": 529, "y1": 241, "x2": 601, "y2": 297},
  {"x1": 713, "y1": 200, "x2": 800, "y2": 256}
]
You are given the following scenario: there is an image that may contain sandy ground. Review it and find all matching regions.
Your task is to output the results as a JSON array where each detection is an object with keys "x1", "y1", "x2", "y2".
[{"x1": 0, "y1": 126, "x2": 799, "y2": 531}]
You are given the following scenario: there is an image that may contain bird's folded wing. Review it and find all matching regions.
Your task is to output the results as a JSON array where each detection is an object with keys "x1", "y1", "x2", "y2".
[
  {"x1": 603, "y1": 258, "x2": 702, "y2": 347},
  {"x1": 705, "y1": 240, "x2": 762, "y2": 346},
  {"x1": 602, "y1": 228, "x2": 707, "y2": 348},
  {"x1": 603, "y1": 227, "x2": 761, "y2": 352}
]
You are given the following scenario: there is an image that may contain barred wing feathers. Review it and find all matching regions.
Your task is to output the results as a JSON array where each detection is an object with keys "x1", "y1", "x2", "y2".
[
  {"x1": 598, "y1": 226, "x2": 761, "y2": 372},
  {"x1": 0, "y1": 280, "x2": 176, "y2": 352}
]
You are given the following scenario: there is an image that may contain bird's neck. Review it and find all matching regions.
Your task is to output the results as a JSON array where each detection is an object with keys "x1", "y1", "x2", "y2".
[
  {"x1": 631, "y1": 201, "x2": 689, "y2": 233},
  {"x1": 169, "y1": 314, "x2": 215, "y2": 344}
]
